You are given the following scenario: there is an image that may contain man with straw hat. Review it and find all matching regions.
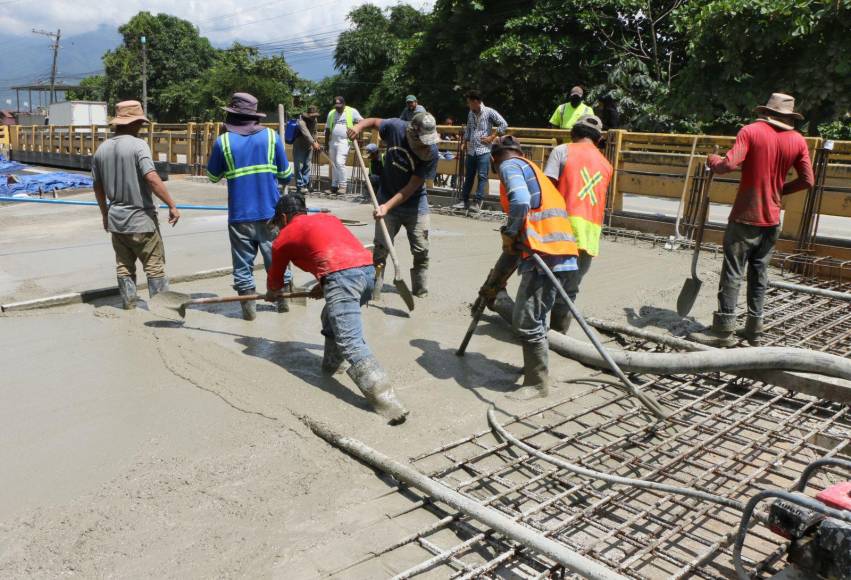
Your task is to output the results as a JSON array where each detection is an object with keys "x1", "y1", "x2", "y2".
[
  {"x1": 92, "y1": 100, "x2": 180, "y2": 310},
  {"x1": 690, "y1": 93, "x2": 814, "y2": 347},
  {"x1": 207, "y1": 92, "x2": 294, "y2": 320}
]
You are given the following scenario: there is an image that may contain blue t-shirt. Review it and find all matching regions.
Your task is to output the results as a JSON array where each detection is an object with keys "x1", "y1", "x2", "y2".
[
  {"x1": 207, "y1": 127, "x2": 292, "y2": 223},
  {"x1": 377, "y1": 119, "x2": 438, "y2": 214}
]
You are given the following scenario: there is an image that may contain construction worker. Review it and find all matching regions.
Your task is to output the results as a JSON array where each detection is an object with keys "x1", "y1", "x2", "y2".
[
  {"x1": 364, "y1": 142, "x2": 382, "y2": 194},
  {"x1": 543, "y1": 115, "x2": 613, "y2": 332},
  {"x1": 549, "y1": 86, "x2": 594, "y2": 131},
  {"x1": 490, "y1": 135, "x2": 579, "y2": 400},
  {"x1": 690, "y1": 93, "x2": 814, "y2": 347},
  {"x1": 92, "y1": 100, "x2": 180, "y2": 309},
  {"x1": 399, "y1": 94, "x2": 426, "y2": 121},
  {"x1": 206, "y1": 92, "x2": 294, "y2": 320},
  {"x1": 347, "y1": 112, "x2": 440, "y2": 299},
  {"x1": 324, "y1": 96, "x2": 363, "y2": 194},
  {"x1": 291, "y1": 105, "x2": 321, "y2": 194},
  {"x1": 264, "y1": 193, "x2": 408, "y2": 425}
]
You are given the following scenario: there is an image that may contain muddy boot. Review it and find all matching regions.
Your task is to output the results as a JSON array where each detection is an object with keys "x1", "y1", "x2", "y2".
[
  {"x1": 736, "y1": 315, "x2": 764, "y2": 346},
  {"x1": 372, "y1": 263, "x2": 385, "y2": 301},
  {"x1": 410, "y1": 267, "x2": 428, "y2": 298},
  {"x1": 147, "y1": 276, "x2": 169, "y2": 299},
  {"x1": 508, "y1": 341, "x2": 550, "y2": 401},
  {"x1": 550, "y1": 302, "x2": 573, "y2": 334},
  {"x1": 347, "y1": 356, "x2": 409, "y2": 425},
  {"x1": 277, "y1": 281, "x2": 292, "y2": 313},
  {"x1": 238, "y1": 288, "x2": 257, "y2": 321},
  {"x1": 689, "y1": 312, "x2": 737, "y2": 347},
  {"x1": 117, "y1": 276, "x2": 138, "y2": 310},
  {"x1": 321, "y1": 336, "x2": 349, "y2": 375}
]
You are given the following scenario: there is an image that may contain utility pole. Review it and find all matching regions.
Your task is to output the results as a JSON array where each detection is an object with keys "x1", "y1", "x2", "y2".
[
  {"x1": 33, "y1": 28, "x2": 61, "y2": 104},
  {"x1": 141, "y1": 35, "x2": 148, "y2": 117}
]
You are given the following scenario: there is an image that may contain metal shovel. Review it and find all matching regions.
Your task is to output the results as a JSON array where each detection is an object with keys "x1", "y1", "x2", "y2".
[
  {"x1": 665, "y1": 135, "x2": 700, "y2": 251},
  {"x1": 149, "y1": 290, "x2": 311, "y2": 321},
  {"x1": 352, "y1": 142, "x2": 415, "y2": 312},
  {"x1": 676, "y1": 167, "x2": 715, "y2": 317}
]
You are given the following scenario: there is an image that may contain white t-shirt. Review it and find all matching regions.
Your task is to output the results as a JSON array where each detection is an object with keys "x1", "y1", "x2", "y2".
[
  {"x1": 330, "y1": 107, "x2": 363, "y2": 141},
  {"x1": 543, "y1": 143, "x2": 569, "y2": 181}
]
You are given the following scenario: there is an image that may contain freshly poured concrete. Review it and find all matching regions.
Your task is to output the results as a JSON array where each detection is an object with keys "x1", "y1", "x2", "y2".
[{"x1": 0, "y1": 184, "x2": 724, "y2": 578}]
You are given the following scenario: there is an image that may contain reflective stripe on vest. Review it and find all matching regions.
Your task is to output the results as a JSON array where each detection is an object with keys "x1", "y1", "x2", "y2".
[
  {"x1": 556, "y1": 142, "x2": 613, "y2": 256},
  {"x1": 557, "y1": 103, "x2": 593, "y2": 130},
  {"x1": 327, "y1": 107, "x2": 355, "y2": 135},
  {"x1": 220, "y1": 128, "x2": 292, "y2": 180},
  {"x1": 499, "y1": 157, "x2": 578, "y2": 258}
]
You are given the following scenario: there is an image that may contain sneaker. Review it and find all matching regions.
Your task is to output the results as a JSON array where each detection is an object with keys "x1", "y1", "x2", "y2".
[
  {"x1": 470, "y1": 200, "x2": 483, "y2": 212},
  {"x1": 451, "y1": 201, "x2": 468, "y2": 210}
]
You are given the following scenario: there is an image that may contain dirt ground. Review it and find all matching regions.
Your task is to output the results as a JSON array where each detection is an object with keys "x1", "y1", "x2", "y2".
[{"x1": 0, "y1": 181, "x2": 724, "y2": 578}]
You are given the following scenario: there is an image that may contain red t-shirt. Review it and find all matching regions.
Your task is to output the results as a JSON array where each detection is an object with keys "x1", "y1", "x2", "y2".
[
  {"x1": 709, "y1": 120, "x2": 814, "y2": 227},
  {"x1": 266, "y1": 213, "x2": 373, "y2": 291}
]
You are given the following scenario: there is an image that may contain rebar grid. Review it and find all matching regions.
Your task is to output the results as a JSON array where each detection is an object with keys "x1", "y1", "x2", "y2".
[{"x1": 331, "y1": 368, "x2": 850, "y2": 579}]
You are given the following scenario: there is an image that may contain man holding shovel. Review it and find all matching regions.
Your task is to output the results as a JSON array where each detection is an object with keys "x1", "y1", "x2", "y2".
[
  {"x1": 264, "y1": 194, "x2": 409, "y2": 425},
  {"x1": 690, "y1": 93, "x2": 814, "y2": 347},
  {"x1": 346, "y1": 112, "x2": 439, "y2": 299}
]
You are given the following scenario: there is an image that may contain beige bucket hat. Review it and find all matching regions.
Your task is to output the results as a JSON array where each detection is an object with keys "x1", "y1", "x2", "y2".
[
  {"x1": 110, "y1": 100, "x2": 149, "y2": 125},
  {"x1": 754, "y1": 93, "x2": 803, "y2": 130}
]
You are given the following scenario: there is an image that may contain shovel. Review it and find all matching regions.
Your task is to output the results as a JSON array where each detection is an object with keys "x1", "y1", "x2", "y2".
[
  {"x1": 149, "y1": 290, "x2": 311, "y2": 321},
  {"x1": 676, "y1": 167, "x2": 715, "y2": 317},
  {"x1": 665, "y1": 135, "x2": 700, "y2": 251},
  {"x1": 352, "y1": 142, "x2": 415, "y2": 312}
]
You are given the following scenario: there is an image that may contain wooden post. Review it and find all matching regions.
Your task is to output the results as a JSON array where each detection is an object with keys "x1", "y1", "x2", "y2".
[
  {"x1": 610, "y1": 129, "x2": 625, "y2": 212},
  {"x1": 781, "y1": 137, "x2": 822, "y2": 240}
]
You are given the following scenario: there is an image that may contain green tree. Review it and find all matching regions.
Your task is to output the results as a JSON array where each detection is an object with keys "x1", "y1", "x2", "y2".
[{"x1": 67, "y1": 75, "x2": 107, "y2": 101}]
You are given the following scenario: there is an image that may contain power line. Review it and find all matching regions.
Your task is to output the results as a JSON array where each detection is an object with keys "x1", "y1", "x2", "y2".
[
  {"x1": 32, "y1": 28, "x2": 61, "y2": 104},
  {"x1": 202, "y1": 0, "x2": 337, "y2": 33}
]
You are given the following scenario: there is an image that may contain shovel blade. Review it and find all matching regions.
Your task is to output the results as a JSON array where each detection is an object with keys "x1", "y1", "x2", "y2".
[
  {"x1": 676, "y1": 277, "x2": 702, "y2": 317},
  {"x1": 149, "y1": 290, "x2": 192, "y2": 321},
  {"x1": 394, "y1": 278, "x2": 415, "y2": 312}
]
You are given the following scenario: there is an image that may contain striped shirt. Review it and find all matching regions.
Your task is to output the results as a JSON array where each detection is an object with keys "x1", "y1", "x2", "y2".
[{"x1": 464, "y1": 104, "x2": 508, "y2": 156}]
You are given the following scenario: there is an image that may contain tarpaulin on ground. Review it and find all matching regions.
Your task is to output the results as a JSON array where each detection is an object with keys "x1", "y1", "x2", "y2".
[
  {"x1": 0, "y1": 153, "x2": 26, "y2": 173},
  {"x1": 0, "y1": 172, "x2": 93, "y2": 197}
]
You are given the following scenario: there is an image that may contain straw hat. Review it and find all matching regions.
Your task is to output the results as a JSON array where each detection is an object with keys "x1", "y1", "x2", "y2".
[
  {"x1": 110, "y1": 100, "x2": 149, "y2": 125},
  {"x1": 754, "y1": 93, "x2": 804, "y2": 130}
]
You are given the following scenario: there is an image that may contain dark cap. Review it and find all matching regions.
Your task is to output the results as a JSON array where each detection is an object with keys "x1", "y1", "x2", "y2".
[
  {"x1": 304, "y1": 105, "x2": 319, "y2": 117},
  {"x1": 222, "y1": 92, "x2": 266, "y2": 118},
  {"x1": 334, "y1": 96, "x2": 345, "y2": 106}
]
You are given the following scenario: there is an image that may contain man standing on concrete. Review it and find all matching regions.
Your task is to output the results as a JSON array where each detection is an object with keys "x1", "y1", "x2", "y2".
[
  {"x1": 291, "y1": 105, "x2": 321, "y2": 194},
  {"x1": 549, "y1": 86, "x2": 595, "y2": 131},
  {"x1": 265, "y1": 193, "x2": 408, "y2": 425},
  {"x1": 324, "y1": 96, "x2": 363, "y2": 194},
  {"x1": 207, "y1": 92, "x2": 294, "y2": 320},
  {"x1": 453, "y1": 90, "x2": 508, "y2": 212},
  {"x1": 491, "y1": 136, "x2": 578, "y2": 400},
  {"x1": 543, "y1": 115, "x2": 613, "y2": 332},
  {"x1": 348, "y1": 112, "x2": 439, "y2": 299},
  {"x1": 399, "y1": 95, "x2": 425, "y2": 122},
  {"x1": 92, "y1": 100, "x2": 180, "y2": 310},
  {"x1": 690, "y1": 93, "x2": 814, "y2": 347}
]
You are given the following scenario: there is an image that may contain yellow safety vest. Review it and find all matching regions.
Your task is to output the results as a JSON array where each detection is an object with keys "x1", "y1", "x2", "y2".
[{"x1": 551, "y1": 103, "x2": 594, "y2": 130}]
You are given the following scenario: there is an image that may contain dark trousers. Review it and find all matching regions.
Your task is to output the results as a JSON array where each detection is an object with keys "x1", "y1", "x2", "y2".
[{"x1": 717, "y1": 222, "x2": 780, "y2": 318}]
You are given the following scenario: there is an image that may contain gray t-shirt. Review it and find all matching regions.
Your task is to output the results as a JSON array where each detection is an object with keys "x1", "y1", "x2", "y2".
[
  {"x1": 543, "y1": 143, "x2": 569, "y2": 181},
  {"x1": 91, "y1": 134, "x2": 158, "y2": 233}
]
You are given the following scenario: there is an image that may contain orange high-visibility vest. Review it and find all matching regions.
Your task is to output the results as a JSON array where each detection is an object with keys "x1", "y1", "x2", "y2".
[
  {"x1": 556, "y1": 142, "x2": 613, "y2": 256},
  {"x1": 499, "y1": 157, "x2": 578, "y2": 258}
]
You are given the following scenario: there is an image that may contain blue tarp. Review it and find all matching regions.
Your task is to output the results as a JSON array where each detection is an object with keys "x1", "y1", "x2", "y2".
[
  {"x1": 0, "y1": 153, "x2": 26, "y2": 173},
  {"x1": 0, "y1": 172, "x2": 93, "y2": 196}
]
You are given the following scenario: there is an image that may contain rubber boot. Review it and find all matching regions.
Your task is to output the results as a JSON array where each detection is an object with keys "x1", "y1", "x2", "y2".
[
  {"x1": 147, "y1": 276, "x2": 169, "y2": 299},
  {"x1": 321, "y1": 336, "x2": 349, "y2": 375},
  {"x1": 549, "y1": 302, "x2": 573, "y2": 334},
  {"x1": 238, "y1": 288, "x2": 257, "y2": 321},
  {"x1": 736, "y1": 315, "x2": 764, "y2": 347},
  {"x1": 372, "y1": 263, "x2": 385, "y2": 301},
  {"x1": 117, "y1": 276, "x2": 138, "y2": 310},
  {"x1": 347, "y1": 356, "x2": 409, "y2": 425},
  {"x1": 689, "y1": 312, "x2": 737, "y2": 347},
  {"x1": 277, "y1": 281, "x2": 292, "y2": 313},
  {"x1": 410, "y1": 267, "x2": 428, "y2": 298},
  {"x1": 508, "y1": 341, "x2": 550, "y2": 401}
]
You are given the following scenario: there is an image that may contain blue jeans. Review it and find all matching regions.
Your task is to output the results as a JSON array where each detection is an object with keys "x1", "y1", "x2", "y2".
[
  {"x1": 320, "y1": 265, "x2": 376, "y2": 366},
  {"x1": 513, "y1": 268, "x2": 568, "y2": 345},
  {"x1": 292, "y1": 143, "x2": 312, "y2": 189},
  {"x1": 461, "y1": 152, "x2": 490, "y2": 203},
  {"x1": 229, "y1": 221, "x2": 291, "y2": 293}
]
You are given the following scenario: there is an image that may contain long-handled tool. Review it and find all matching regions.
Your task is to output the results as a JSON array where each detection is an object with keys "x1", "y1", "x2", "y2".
[
  {"x1": 150, "y1": 289, "x2": 312, "y2": 321},
  {"x1": 676, "y1": 164, "x2": 715, "y2": 317},
  {"x1": 352, "y1": 142, "x2": 415, "y2": 312},
  {"x1": 665, "y1": 135, "x2": 700, "y2": 250},
  {"x1": 457, "y1": 251, "x2": 519, "y2": 356},
  {"x1": 527, "y1": 252, "x2": 669, "y2": 420}
]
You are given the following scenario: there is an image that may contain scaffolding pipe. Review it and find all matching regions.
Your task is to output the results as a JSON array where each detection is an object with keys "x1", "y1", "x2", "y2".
[
  {"x1": 769, "y1": 280, "x2": 851, "y2": 303},
  {"x1": 489, "y1": 295, "x2": 851, "y2": 382},
  {"x1": 301, "y1": 415, "x2": 627, "y2": 580}
]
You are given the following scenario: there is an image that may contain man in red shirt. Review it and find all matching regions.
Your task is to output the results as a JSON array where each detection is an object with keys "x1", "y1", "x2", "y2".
[
  {"x1": 265, "y1": 194, "x2": 408, "y2": 424},
  {"x1": 691, "y1": 94, "x2": 814, "y2": 347}
]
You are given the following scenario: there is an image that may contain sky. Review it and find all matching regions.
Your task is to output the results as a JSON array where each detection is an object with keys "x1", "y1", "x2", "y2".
[{"x1": 0, "y1": 0, "x2": 435, "y2": 80}]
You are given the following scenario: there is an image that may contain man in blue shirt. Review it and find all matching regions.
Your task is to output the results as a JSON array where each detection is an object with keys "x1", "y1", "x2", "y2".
[
  {"x1": 207, "y1": 92, "x2": 294, "y2": 320},
  {"x1": 347, "y1": 112, "x2": 439, "y2": 299}
]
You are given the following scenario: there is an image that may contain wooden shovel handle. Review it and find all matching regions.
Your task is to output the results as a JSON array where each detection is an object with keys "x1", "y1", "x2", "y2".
[
  {"x1": 187, "y1": 291, "x2": 312, "y2": 306},
  {"x1": 352, "y1": 143, "x2": 402, "y2": 274}
]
